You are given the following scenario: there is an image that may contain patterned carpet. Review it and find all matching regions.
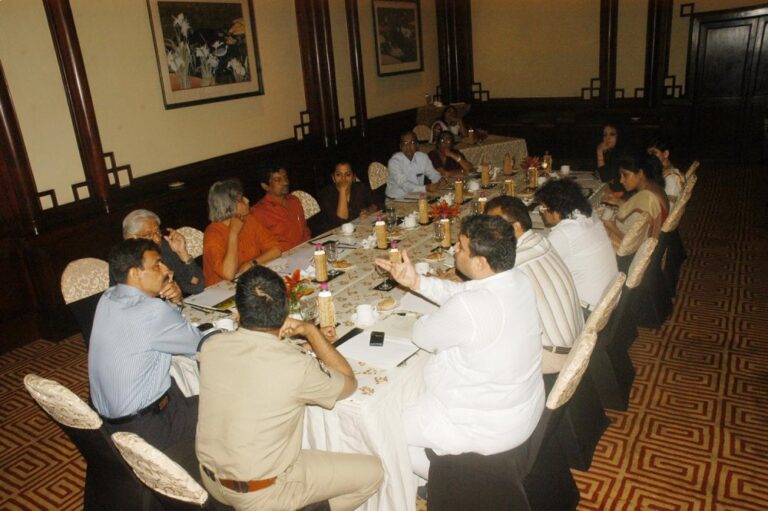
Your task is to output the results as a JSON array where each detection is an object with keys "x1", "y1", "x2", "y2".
[{"x1": 2, "y1": 164, "x2": 766, "y2": 510}]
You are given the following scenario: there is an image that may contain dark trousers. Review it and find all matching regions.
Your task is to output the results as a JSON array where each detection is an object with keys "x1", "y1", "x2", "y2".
[{"x1": 104, "y1": 381, "x2": 199, "y2": 477}]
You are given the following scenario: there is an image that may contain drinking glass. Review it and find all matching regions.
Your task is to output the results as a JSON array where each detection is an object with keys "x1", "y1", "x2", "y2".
[
  {"x1": 433, "y1": 221, "x2": 444, "y2": 243},
  {"x1": 300, "y1": 295, "x2": 318, "y2": 323},
  {"x1": 374, "y1": 262, "x2": 395, "y2": 291},
  {"x1": 470, "y1": 200, "x2": 480, "y2": 215},
  {"x1": 385, "y1": 207, "x2": 398, "y2": 231},
  {"x1": 325, "y1": 241, "x2": 338, "y2": 263}
]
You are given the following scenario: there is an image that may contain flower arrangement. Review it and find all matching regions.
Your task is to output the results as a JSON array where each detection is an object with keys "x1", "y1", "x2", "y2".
[
  {"x1": 284, "y1": 269, "x2": 313, "y2": 314},
  {"x1": 430, "y1": 200, "x2": 461, "y2": 220},
  {"x1": 524, "y1": 156, "x2": 541, "y2": 169}
]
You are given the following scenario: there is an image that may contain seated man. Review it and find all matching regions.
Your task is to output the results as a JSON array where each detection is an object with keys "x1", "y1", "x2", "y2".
[
  {"x1": 534, "y1": 180, "x2": 619, "y2": 315},
  {"x1": 486, "y1": 196, "x2": 584, "y2": 374},
  {"x1": 197, "y1": 266, "x2": 383, "y2": 511},
  {"x1": 376, "y1": 215, "x2": 544, "y2": 483},
  {"x1": 250, "y1": 166, "x2": 312, "y2": 251},
  {"x1": 89, "y1": 239, "x2": 201, "y2": 464},
  {"x1": 385, "y1": 130, "x2": 443, "y2": 199},
  {"x1": 122, "y1": 209, "x2": 205, "y2": 295}
]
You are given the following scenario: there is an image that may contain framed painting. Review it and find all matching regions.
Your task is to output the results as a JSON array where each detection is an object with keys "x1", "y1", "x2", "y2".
[
  {"x1": 147, "y1": 0, "x2": 264, "y2": 109},
  {"x1": 372, "y1": 0, "x2": 424, "y2": 76}
]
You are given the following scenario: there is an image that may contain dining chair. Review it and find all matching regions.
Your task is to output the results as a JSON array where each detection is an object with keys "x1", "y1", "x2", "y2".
[
  {"x1": 661, "y1": 174, "x2": 697, "y2": 296},
  {"x1": 175, "y1": 226, "x2": 204, "y2": 259},
  {"x1": 684, "y1": 160, "x2": 700, "y2": 181},
  {"x1": 367, "y1": 162, "x2": 389, "y2": 191},
  {"x1": 24, "y1": 374, "x2": 160, "y2": 511},
  {"x1": 60, "y1": 257, "x2": 109, "y2": 347},
  {"x1": 290, "y1": 190, "x2": 321, "y2": 220},
  {"x1": 413, "y1": 124, "x2": 432, "y2": 143},
  {"x1": 615, "y1": 212, "x2": 651, "y2": 274}
]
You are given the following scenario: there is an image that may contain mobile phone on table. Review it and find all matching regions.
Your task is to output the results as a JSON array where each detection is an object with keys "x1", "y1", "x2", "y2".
[{"x1": 369, "y1": 331, "x2": 385, "y2": 347}]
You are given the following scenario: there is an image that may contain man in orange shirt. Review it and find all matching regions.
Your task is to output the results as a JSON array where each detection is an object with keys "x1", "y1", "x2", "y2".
[{"x1": 250, "y1": 166, "x2": 312, "y2": 252}]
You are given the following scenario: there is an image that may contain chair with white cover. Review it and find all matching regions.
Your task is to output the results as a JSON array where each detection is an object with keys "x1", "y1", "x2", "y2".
[
  {"x1": 615, "y1": 212, "x2": 651, "y2": 274},
  {"x1": 61, "y1": 257, "x2": 109, "y2": 347},
  {"x1": 524, "y1": 329, "x2": 600, "y2": 511},
  {"x1": 367, "y1": 161, "x2": 389, "y2": 191},
  {"x1": 24, "y1": 374, "x2": 159, "y2": 511},
  {"x1": 413, "y1": 124, "x2": 432, "y2": 143},
  {"x1": 290, "y1": 190, "x2": 321, "y2": 220},
  {"x1": 175, "y1": 226, "x2": 204, "y2": 259},
  {"x1": 684, "y1": 160, "x2": 700, "y2": 180},
  {"x1": 661, "y1": 174, "x2": 697, "y2": 296}
]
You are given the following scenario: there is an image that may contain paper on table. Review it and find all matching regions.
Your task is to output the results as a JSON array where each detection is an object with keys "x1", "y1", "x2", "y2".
[
  {"x1": 336, "y1": 332, "x2": 419, "y2": 370},
  {"x1": 397, "y1": 292, "x2": 439, "y2": 315},
  {"x1": 185, "y1": 285, "x2": 235, "y2": 311},
  {"x1": 265, "y1": 244, "x2": 316, "y2": 274}
]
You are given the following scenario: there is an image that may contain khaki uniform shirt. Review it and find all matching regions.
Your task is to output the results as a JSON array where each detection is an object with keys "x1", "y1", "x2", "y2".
[{"x1": 196, "y1": 328, "x2": 344, "y2": 481}]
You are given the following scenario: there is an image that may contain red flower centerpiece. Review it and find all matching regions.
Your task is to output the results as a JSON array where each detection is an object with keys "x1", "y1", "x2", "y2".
[
  {"x1": 430, "y1": 200, "x2": 460, "y2": 220},
  {"x1": 284, "y1": 269, "x2": 313, "y2": 315},
  {"x1": 523, "y1": 156, "x2": 541, "y2": 169}
]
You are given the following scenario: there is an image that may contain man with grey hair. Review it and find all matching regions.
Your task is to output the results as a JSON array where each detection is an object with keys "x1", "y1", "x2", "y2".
[
  {"x1": 123, "y1": 209, "x2": 205, "y2": 295},
  {"x1": 385, "y1": 131, "x2": 443, "y2": 199}
]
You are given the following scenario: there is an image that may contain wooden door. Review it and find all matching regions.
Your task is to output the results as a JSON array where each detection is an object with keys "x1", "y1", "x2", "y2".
[{"x1": 687, "y1": 6, "x2": 768, "y2": 162}]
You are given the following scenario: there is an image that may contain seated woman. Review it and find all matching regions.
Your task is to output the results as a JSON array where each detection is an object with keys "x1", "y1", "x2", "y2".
[
  {"x1": 318, "y1": 162, "x2": 378, "y2": 228},
  {"x1": 601, "y1": 155, "x2": 670, "y2": 248},
  {"x1": 203, "y1": 179, "x2": 281, "y2": 286},
  {"x1": 428, "y1": 132, "x2": 474, "y2": 178},
  {"x1": 430, "y1": 105, "x2": 467, "y2": 142},
  {"x1": 596, "y1": 123, "x2": 630, "y2": 192},
  {"x1": 647, "y1": 137, "x2": 684, "y2": 203}
]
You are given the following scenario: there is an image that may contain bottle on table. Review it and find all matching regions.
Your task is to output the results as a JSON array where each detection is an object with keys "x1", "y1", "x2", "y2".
[
  {"x1": 478, "y1": 191, "x2": 488, "y2": 214},
  {"x1": 505, "y1": 178, "x2": 515, "y2": 196},
  {"x1": 389, "y1": 241, "x2": 402, "y2": 264},
  {"x1": 317, "y1": 282, "x2": 336, "y2": 328},
  {"x1": 418, "y1": 192, "x2": 429, "y2": 225},
  {"x1": 480, "y1": 163, "x2": 491, "y2": 187},
  {"x1": 454, "y1": 178, "x2": 464, "y2": 204},
  {"x1": 503, "y1": 153, "x2": 515, "y2": 175},
  {"x1": 543, "y1": 151, "x2": 553, "y2": 173},
  {"x1": 375, "y1": 215, "x2": 388, "y2": 250},
  {"x1": 467, "y1": 128, "x2": 475, "y2": 144},
  {"x1": 528, "y1": 166, "x2": 539, "y2": 190},
  {"x1": 440, "y1": 214, "x2": 451, "y2": 249},
  {"x1": 314, "y1": 244, "x2": 328, "y2": 282}
]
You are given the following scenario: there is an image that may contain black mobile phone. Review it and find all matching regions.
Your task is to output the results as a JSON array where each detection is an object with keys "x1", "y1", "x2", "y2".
[{"x1": 369, "y1": 331, "x2": 385, "y2": 347}]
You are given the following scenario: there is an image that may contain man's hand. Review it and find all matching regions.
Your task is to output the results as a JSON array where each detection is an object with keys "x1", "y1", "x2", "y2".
[
  {"x1": 375, "y1": 249, "x2": 420, "y2": 289},
  {"x1": 164, "y1": 229, "x2": 191, "y2": 262},
  {"x1": 159, "y1": 275, "x2": 182, "y2": 304},
  {"x1": 228, "y1": 214, "x2": 246, "y2": 236},
  {"x1": 426, "y1": 183, "x2": 438, "y2": 193},
  {"x1": 320, "y1": 325, "x2": 337, "y2": 343},
  {"x1": 279, "y1": 317, "x2": 317, "y2": 340}
]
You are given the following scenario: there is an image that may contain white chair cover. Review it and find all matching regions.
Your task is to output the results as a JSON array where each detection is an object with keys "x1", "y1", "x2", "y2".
[
  {"x1": 24, "y1": 374, "x2": 102, "y2": 430},
  {"x1": 175, "y1": 226, "x2": 204, "y2": 259},
  {"x1": 290, "y1": 190, "x2": 321, "y2": 220},
  {"x1": 626, "y1": 237, "x2": 659, "y2": 289},
  {"x1": 546, "y1": 329, "x2": 599, "y2": 410},
  {"x1": 368, "y1": 162, "x2": 389, "y2": 191},
  {"x1": 413, "y1": 124, "x2": 432, "y2": 142},
  {"x1": 680, "y1": 174, "x2": 698, "y2": 202},
  {"x1": 111, "y1": 432, "x2": 208, "y2": 506},
  {"x1": 584, "y1": 272, "x2": 626, "y2": 334},
  {"x1": 60, "y1": 258, "x2": 109, "y2": 304},
  {"x1": 684, "y1": 161, "x2": 700, "y2": 180},
  {"x1": 616, "y1": 212, "x2": 651, "y2": 257}
]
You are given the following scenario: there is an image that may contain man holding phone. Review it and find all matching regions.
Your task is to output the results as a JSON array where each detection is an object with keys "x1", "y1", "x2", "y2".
[{"x1": 375, "y1": 215, "x2": 545, "y2": 488}]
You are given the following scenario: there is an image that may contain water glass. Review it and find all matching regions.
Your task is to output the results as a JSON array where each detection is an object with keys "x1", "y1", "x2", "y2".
[
  {"x1": 385, "y1": 207, "x2": 398, "y2": 231},
  {"x1": 433, "y1": 221, "x2": 444, "y2": 242},
  {"x1": 300, "y1": 295, "x2": 318, "y2": 323},
  {"x1": 325, "y1": 241, "x2": 338, "y2": 262}
]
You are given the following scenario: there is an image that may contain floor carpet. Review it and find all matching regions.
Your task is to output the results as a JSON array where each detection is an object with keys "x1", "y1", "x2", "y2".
[{"x1": 2, "y1": 164, "x2": 766, "y2": 510}]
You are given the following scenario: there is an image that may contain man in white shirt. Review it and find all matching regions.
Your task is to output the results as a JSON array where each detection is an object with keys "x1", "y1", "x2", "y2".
[
  {"x1": 385, "y1": 131, "x2": 443, "y2": 199},
  {"x1": 486, "y1": 195, "x2": 584, "y2": 374},
  {"x1": 376, "y1": 215, "x2": 544, "y2": 481},
  {"x1": 534, "y1": 179, "x2": 619, "y2": 313}
]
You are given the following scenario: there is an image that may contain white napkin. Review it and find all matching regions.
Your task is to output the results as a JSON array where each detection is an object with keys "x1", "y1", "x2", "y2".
[{"x1": 360, "y1": 234, "x2": 378, "y2": 250}]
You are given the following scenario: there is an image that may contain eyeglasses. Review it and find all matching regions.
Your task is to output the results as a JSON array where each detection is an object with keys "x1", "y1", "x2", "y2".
[
  {"x1": 538, "y1": 205, "x2": 549, "y2": 212},
  {"x1": 401, "y1": 141, "x2": 418, "y2": 146},
  {"x1": 135, "y1": 229, "x2": 162, "y2": 240}
]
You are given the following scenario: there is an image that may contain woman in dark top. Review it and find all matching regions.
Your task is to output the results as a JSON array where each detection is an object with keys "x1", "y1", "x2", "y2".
[
  {"x1": 428, "y1": 131, "x2": 474, "y2": 178},
  {"x1": 318, "y1": 162, "x2": 378, "y2": 228},
  {"x1": 596, "y1": 123, "x2": 631, "y2": 192}
]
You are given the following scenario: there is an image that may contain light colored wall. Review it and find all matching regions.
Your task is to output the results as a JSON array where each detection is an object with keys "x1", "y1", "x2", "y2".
[
  {"x1": 0, "y1": 0, "x2": 85, "y2": 207},
  {"x1": 71, "y1": 0, "x2": 306, "y2": 180},
  {"x1": 616, "y1": 0, "x2": 648, "y2": 98},
  {"x1": 359, "y1": 0, "x2": 440, "y2": 118},
  {"x1": 472, "y1": 0, "x2": 600, "y2": 98},
  {"x1": 329, "y1": 0, "x2": 356, "y2": 127},
  {"x1": 669, "y1": 0, "x2": 763, "y2": 93}
]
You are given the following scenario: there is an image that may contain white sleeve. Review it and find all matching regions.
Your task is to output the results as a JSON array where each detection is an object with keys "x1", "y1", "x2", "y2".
[
  {"x1": 388, "y1": 155, "x2": 425, "y2": 194},
  {"x1": 412, "y1": 294, "x2": 475, "y2": 352},
  {"x1": 665, "y1": 174, "x2": 681, "y2": 198},
  {"x1": 416, "y1": 275, "x2": 468, "y2": 305}
]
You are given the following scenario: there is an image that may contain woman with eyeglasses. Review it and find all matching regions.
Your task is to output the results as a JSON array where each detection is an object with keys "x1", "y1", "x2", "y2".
[{"x1": 428, "y1": 131, "x2": 474, "y2": 178}]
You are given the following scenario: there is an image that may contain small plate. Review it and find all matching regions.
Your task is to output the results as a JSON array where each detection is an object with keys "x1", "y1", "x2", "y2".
[
  {"x1": 375, "y1": 298, "x2": 399, "y2": 312},
  {"x1": 351, "y1": 311, "x2": 379, "y2": 328}
]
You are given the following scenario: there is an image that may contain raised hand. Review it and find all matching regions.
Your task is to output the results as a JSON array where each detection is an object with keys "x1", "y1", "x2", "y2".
[
  {"x1": 164, "y1": 228, "x2": 191, "y2": 262},
  {"x1": 375, "y1": 249, "x2": 420, "y2": 290}
]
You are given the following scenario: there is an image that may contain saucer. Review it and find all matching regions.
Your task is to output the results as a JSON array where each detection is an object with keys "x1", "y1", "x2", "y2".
[
  {"x1": 400, "y1": 223, "x2": 419, "y2": 230},
  {"x1": 351, "y1": 311, "x2": 379, "y2": 328}
]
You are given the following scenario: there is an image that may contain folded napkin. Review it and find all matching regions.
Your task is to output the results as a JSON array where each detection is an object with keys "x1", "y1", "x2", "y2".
[{"x1": 360, "y1": 234, "x2": 378, "y2": 250}]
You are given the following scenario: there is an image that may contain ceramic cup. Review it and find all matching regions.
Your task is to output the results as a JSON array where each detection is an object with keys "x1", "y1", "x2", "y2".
[
  {"x1": 403, "y1": 216, "x2": 417, "y2": 228},
  {"x1": 467, "y1": 180, "x2": 480, "y2": 192},
  {"x1": 415, "y1": 262, "x2": 430, "y2": 275},
  {"x1": 341, "y1": 222, "x2": 355, "y2": 235},
  {"x1": 213, "y1": 318, "x2": 236, "y2": 331},
  {"x1": 561, "y1": 165, "x2": 571, "y2": 175},
  {"x1": 356, "y1": 304, "x2": 375, "y2": 324}
]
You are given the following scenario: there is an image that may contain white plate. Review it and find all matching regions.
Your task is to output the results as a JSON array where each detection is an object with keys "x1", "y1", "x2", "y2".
[
  {"x1": 351, "y1": 311, "x2": 380, "y2": 328},
  {"x1": 375, "y1": 298, "x2": 400, "y2": 312}
]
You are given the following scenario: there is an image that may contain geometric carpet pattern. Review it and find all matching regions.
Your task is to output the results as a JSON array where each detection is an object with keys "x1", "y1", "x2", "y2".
[{"x1": 1, "y1": 164, "x2": 767, "y2": 511}]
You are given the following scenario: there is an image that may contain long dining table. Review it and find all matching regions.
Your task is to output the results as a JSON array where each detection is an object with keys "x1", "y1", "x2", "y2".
[
  {"x1": 419, "y1": 134, "x2": 529, "y2": 170},
  {"x1": 173, "y1": 168, "x2": 606, "y2": 511}
]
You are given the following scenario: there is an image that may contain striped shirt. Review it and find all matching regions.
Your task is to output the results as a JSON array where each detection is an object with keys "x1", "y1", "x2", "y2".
[
  {"x1": 515, "y1": 230, "x2": 584, "y2": 348},
  {"x1": 88, "y1": 284, "x2": 201, "y2": 418}
]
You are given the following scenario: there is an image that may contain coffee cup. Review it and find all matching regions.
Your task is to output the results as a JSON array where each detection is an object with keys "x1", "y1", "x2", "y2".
[
  {"x1": 403, "y1": 216, "x2": 417, "y2": 228},
  {"x1": 467, "y1": 180, "x2": 480, "y2": 192},
  {"x1": 537, "y1": 176, "x2": 547, "y2": 187},
  {"x1": 356, "y1": 304, "x2": 375, "y2": 324},
  {"x1": 341, "y1": 222, "x2": 355, "y2": 235},
  {"x1": 415, "y1": 262, "x2": 430, "y2": 275},
  {"x1": 213, "y1": 318, "x2": 236, "y2": 332},
  {"x1": 560, "y1": 165, "x2": 571, "y2": 175}
]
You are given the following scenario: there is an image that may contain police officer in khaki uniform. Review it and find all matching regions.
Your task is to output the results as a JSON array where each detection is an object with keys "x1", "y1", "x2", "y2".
[{"x1": 196, "y1": 265, "x2": 384, "y2": 511}]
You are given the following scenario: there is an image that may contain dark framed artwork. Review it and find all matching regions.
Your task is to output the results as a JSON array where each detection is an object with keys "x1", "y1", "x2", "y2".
[
  {"x1": 147, "y1": 0, "x2": 264, "y2": 109},
  {"x1": 372, "y1": 0, "x2": 424, "y2": 76}
]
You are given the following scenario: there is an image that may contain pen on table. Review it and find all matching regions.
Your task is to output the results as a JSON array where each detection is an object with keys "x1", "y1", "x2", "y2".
[{"x1": 185, "y1": 302, "x2": 232, "y2": 315}]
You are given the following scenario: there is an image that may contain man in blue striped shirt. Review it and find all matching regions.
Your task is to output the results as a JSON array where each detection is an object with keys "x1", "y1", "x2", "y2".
[{"x1": 89, "y1": 238, "x2": 201, "y2": 462}]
